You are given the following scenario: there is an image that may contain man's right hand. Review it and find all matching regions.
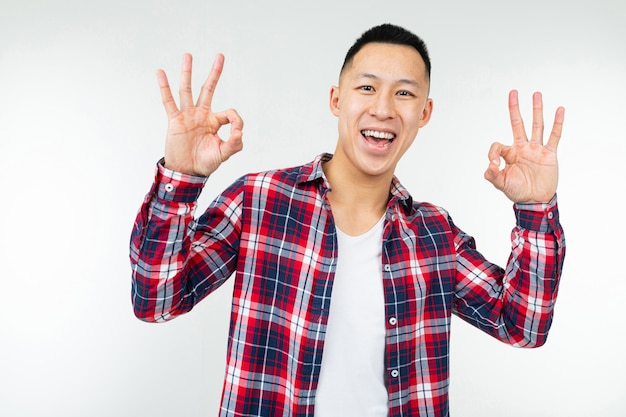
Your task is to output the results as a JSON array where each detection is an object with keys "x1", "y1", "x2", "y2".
[{"x1": 157, "y1": 53, "x2": 244, "y2": 176}]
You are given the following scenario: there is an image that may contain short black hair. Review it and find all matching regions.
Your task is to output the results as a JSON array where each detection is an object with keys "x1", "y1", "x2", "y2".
[{"x1": 341, "y1": 23, "x2": 431, "y2": 81}]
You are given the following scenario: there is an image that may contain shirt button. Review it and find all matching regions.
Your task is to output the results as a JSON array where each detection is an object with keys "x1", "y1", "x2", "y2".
[
  {"x1": 547, "y1": 211, "x2": 554, "y2": 219},
  {"x1": 164, "y1": 183, "x2": 175, "y2": 192},
  {"x1": 388, "y1": 317, "x2": 397, "y2": 326},
  {"x1": 390, "y1": 370, "x2": 399, "y2": 378},
  {"x1": 384, "y1": 264, "x2": 391, "y2": 272}
]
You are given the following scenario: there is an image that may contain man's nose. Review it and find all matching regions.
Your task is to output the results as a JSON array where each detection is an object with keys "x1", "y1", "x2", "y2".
[{"x1": 369, "y1": 93, "x2": 396, "y2": 119}]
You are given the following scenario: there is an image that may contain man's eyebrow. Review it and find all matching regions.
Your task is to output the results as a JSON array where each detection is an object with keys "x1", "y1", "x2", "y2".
[{"x1": 357, "y1": 72, "x2": 422, "y2": 88}]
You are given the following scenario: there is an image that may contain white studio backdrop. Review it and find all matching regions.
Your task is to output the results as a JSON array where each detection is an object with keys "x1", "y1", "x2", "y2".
[{"x1": 1, "y1": 0, "x2": 624, "y2": 416}]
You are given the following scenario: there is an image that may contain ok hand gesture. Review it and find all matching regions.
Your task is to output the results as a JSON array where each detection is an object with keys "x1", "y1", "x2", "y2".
[
  {"x1": 157, "y1": 53, "x2": 244, "y2": 176},
  {"x1": 484, "y1": 90, "x2": 565, "y2": 203}
]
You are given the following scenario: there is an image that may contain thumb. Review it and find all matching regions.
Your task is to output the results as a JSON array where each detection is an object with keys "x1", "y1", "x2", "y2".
[
  {"x1": 215, "y1": 108, "x2": 244, "y2": 161},
  {"x1": 484, "y1": 142, "x2": 505, "y2": 188}
]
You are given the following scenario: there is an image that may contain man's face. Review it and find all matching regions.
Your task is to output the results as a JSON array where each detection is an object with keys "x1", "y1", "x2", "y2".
[{"x1": 330, "y1": 42, "x2": 433, "y2": 179}]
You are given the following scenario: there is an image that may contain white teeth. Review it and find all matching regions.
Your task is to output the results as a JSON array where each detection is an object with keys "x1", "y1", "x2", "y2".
[{"x1": 361, "y1": 130, "x2": 395, "y2": 140}]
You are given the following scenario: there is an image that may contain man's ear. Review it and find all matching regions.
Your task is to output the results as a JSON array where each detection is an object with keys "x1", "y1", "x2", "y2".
[
  {"x1": 329, "y1": 86, "x2": 340, "y2": 116},
  {"x1": 419, "y1": 98, "x2": 434, "y2": 127}
]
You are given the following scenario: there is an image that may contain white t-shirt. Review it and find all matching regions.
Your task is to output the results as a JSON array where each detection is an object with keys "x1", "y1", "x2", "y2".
[{"x1": 314, "y1": 216, "x2": 388, "y2": 417}]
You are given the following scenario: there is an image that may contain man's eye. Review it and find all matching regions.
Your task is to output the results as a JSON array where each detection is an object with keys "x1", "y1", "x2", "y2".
[
  {"x1": 360, "y1": 85, "x2": 374, "y2": 91},
  {"x1": 397, "y1": 90, "x2": 413, "y2": 96}
]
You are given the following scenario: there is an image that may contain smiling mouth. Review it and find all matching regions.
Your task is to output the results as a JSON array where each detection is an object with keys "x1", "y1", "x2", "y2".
[{"x1": 361, "y1": 129, "x2": 396, "y2": 147}]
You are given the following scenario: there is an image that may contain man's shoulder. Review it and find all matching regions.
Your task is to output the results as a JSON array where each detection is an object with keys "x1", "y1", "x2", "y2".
[
  {"x1": 408, "y1": 200, "x2": 452, "y2": 222},
  {"x1": 242, "y1": 163, "x2": 309, "y2": 185},
  {"x1": 239, "y1": 156, "x2": 325, "y2": 187},
  {"x1": 414, "y1": 200, "x2": 446, "y2": 213}
]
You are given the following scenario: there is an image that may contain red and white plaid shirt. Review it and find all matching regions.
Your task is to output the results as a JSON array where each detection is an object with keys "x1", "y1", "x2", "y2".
[{"x1": 130, "y1": 153, "x2": 565, "y2": 417}]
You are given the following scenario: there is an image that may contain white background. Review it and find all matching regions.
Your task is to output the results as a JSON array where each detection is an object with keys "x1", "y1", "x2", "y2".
[{"x1": 1, "y1": 0, "x2": 624, "y2": 416}]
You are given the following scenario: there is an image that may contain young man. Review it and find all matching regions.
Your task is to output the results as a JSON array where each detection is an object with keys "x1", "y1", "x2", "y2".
[{"x1": 130, "y1": 24, "x2": 565, "y2": 417}]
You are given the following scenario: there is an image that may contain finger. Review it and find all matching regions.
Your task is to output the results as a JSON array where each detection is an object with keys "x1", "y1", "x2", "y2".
[
  {"x1": 196, "y1": 53, "x2": 225, "y2": 110},
  {"x1": 545, "y1": 106, "x2": 565, "y2": 152},
  {"x1": 156, "y1": 69, "x2": 179, "y2": 117},
  {"x1": 484, "y1": 156, "x2": 504, "y2": 190},
  {"x1": 484, "y1": 142, "x2": 503, "y2": 185},
  {"x1": 214, "y1": 109, "x2": 244, "y2": 160},
  {"x1": 211, "y1": 108, "x2": 244, "y2": 133},
  {"x1": 221, "y1": 127, "x2": 244, "y2": 160},
  {"x1": 508, "y1": 90, "x2": 528, "y2": 143},
  {"x1": 486, "y1": 141, "x2": 505, "y2": 167},
  {"x1": 179, "y1": 53, "x2": 193, "y2": 110},
  {"x1": 484, "y1": 141, "x2": 515, "y2": 187},
  {"x1": 530, "y1": 91, "x2": 544, "y2": 144}
]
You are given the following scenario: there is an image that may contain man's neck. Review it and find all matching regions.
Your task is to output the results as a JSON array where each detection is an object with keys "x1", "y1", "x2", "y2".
[{"x1": 322, "y1": 157, "x2": 392, "y2": 236}]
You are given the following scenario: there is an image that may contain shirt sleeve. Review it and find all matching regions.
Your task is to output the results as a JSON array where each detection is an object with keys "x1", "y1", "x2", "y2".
[
  {"x1": 129, "y1": 160, "x2": 242, "y2": 322},
  {"x1": 452, "y1": 195, "x2": 565, "y2": 347}
]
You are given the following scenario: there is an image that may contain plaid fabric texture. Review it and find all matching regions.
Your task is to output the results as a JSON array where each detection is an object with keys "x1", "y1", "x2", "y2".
[{"x1": 130, "y1": 153, "x2": 565, "y2": 417}]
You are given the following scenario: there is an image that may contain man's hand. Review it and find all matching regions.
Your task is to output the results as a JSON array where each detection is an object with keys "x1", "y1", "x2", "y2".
[
  {"x1": 157, "y1": 53, "x2": 244, "y2": 176},
  {"x1": 484, "y1": 90, "x2": 565, "y2": 203}
]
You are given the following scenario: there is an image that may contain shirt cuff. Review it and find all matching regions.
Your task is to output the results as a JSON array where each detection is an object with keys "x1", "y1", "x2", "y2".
[
  {"x1": 154, "y1": 158, "x2": 208, "y2": 203},
  {"x1": 513, "y1": 194, "x2": 560, "y2": 233}
]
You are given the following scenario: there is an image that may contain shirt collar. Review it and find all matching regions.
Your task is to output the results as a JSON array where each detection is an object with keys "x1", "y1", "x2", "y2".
[
  {"x1": 296, "y1": 153, "x2": 333, "y2": 186},
  {"x1": 297, "y1": 154, "x2": 415, "y2": 214}
]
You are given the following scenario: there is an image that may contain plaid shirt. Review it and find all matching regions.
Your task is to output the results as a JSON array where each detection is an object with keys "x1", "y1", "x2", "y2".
[{"x1": 130, "y1": 153, "x2": 565, "y2": 417}]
